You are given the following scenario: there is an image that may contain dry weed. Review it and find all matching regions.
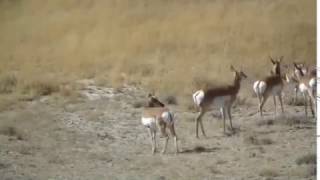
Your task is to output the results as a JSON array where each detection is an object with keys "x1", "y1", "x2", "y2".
[
  {"x1": 0, "y1": 0, "x2": 315, "y2": 100},
  {"x1": 296, "y1": 153, "x2": 316, "y2": 165}
]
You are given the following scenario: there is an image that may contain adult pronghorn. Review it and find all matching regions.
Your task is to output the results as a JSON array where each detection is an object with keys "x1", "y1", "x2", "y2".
[
  {"x1": 253, "y1": 56, "x2": 284, "y2": 117},
  {"x1": 286, "y1": 63, "x2": 317, "y2": 118},
  {"x1": 290, "y1": 63, "x2": 307, "y2": 103},
  {"x1": 141, "y1": 95, "x2": 178, "y2": 154},
  {"x1": 192, "y1": 66, "x2": 247, "y2": 138}
]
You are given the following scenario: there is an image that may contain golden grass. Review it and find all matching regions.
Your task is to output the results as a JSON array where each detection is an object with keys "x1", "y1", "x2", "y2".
[{"x1": 0, "y1": 0, "x2": 316, "y2": 98}]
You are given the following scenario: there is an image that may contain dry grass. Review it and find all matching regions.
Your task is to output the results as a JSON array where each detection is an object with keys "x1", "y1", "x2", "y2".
[
  {"x1": 162, "y1": 95, "x2": 178, "y2": 105},
  {"x1": 0, "y1": 73, "x2": 17, "y2": 94},
  {"x1": 259, "y1": 167, "x2": 279, "y2": 178},
  {"x1": 0, "y1": 0, "x2": 315, "y2": 99},
  {"x1": 296, "y1": 153, "x2": 316, "y2": 165},
  {"x1": 244, "y1": 133, "x2": 274, "y2": 145},
  {"x1": 0, "y1": 125, "x2": 25, "y2": 140},
  {"x1": 285, "y1": 96, "x2": 305, "y2": 106}
]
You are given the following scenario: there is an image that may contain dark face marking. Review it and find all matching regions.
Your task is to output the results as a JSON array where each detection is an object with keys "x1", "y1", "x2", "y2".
[{"x1": 147, "y1": 95, "x2": 165, "y2": 107}]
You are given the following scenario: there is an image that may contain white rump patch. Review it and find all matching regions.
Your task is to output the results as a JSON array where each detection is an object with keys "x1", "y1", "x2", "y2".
[
  {"x1": 193, "y1": 90, "x2": 205, "y2": 107},
  {"x1": 253, "y1": 81, "x2": 266, "y2": 96},
  {"x1": 141, "y1": 117, "x2": 157, "y2": 131},
  {"x1": 309, "y1": 78, "x2": 316, "y2": 89},
  {"x1": 161, "y1": 111, "x2": 174, "y2": 124}
]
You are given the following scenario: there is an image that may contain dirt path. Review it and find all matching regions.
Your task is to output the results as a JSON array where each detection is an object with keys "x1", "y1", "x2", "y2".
[{"x1": 0, "y1": 81, "x2": 316, "y2": 180}]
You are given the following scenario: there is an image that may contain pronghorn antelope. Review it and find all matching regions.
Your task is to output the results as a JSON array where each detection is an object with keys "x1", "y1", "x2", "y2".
[
  {"x1": 253, "y1": 56, "x2": 284, "y2": 117},
  {"x1": 286, "y1": 63, "x2": 317, "y2": 118},
  {"x1": 291, "y1": 62, "x2": 308, "y2": 103},
  {"x1": 141, "y1": 95, "x2": 178, "y2": 154},
  {"x1": 192, "y1": 66, "x2": 247, "y2": 137}
]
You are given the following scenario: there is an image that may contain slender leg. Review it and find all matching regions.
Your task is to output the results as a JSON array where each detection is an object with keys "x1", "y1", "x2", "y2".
[
  {"x1": 309, "y1": 89, "x2": 316, "y2": 118},
  {"x1": 174, "y1": 136, "x2": 178, "y2": 154},
  {"x1": 227, "y1": 105, "x2": 233, "y2": 131},
  {"x1": 278, "y1": 93, "x2": 284, "y2": 114},
  {"x1": 200, "y1": 118, "x2": 207, "y2": 137},
  {"x1": 169, "y1": 124, "x2": 179, "y2": 154},
  {"x1": 273, "y1": 95, "x2": 277, "y2": 116},
  {"x1": 153, "y1": 132, "x2": 156, "y2": 154},
  {"x1": 259, "y1": 94, "x2": 269, "y2": 117},
  {"x1": 148, "y1": 128, "x2": 156, "y2": 154},
  {"x1": 294, "y1": 86, "x2": 298, "y2": 104},
  {"x1": 222, "y1": 107, "x2": 226, "y2": 134},
  {"x1": 257, "y1": 94, "x2": 262, "y2": 114},
  {"x1": 303, "y1": 93, "x2": 308, "y2": 118},
  {"x1": 309, "y1": 96, "x2": 315, "y2": 117},
  {"x1": 161, "y1": 135, "x2": 169, "y2": 154},
  {"x1": 195, "y1": 110, "x2": 205, "y2": 138}
]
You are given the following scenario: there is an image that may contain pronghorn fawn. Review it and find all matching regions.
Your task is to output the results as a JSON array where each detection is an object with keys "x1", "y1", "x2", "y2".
[
  {"x1": 286, "y1": 63, "x2": 316, "y2": 118},
  {"x1": 193, "y1": 66, "x2": 247, "y2": 138},
  {"x1": 141, "y1": 95, "x2": 178, "y2": 154},
  {"x1": 253, "y1": 56, "x2": 284, "y2": 117}
]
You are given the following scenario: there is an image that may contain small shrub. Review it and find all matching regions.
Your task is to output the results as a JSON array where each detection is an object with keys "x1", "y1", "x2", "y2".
[
  {"x1": 163, "y1": 95, "x2": 177, "y2": 105},
  {"x1": 296, "y1": 154, "x2": 316, "y2": 165},
  {"x1": 259, "y1": 168, "x2": 279, "y2": 177},
  {"x1": 257, "y1": 119, "x2": 274, "y2": 126},
  {"x1": 132, "y1": 100, "x2": 145, "y2": 108},
  {"x1": 0, "y1": 126, "x2": 25, "y2": 140},
  {"x1": 244, "y1": 134, "x2": 273, "y2": 145},
  {"x1": 194, "y1": 146, "x2": 206, "y2": 153},
  {"x1": 285, "y1": 97, "x2": 304, "y2": 106},
  {"x1": 0, "y1": 73, "x2": 17, "y2": 94},
  {"x1": 22, "y1": 80, "x2": 60, "y2": 97}
]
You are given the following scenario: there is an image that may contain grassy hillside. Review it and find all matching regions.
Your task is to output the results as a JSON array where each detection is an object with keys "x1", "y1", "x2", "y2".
[{"x1": 0, "y1": 0, "x2": 316, "y2": 100}]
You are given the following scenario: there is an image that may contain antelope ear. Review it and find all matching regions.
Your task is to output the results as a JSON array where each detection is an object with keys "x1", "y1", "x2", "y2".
[
  {"x1": 293, "y1": 62, "x2": 299, "y2": 69},
  {"x1": 279, "y1": 56, "x2": 283, "y2": 62},
  {"x1": 230, "y1": 65, "x2": 236, "y2": 72},
  {"x1": 269, "y1": 56, "x2": 275, "y2": 64}
]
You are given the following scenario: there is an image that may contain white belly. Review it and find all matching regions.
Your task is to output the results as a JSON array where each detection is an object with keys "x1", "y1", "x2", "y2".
[
  {"x1": 212, "y1": 96, "x2": 232, "y2": 107},
  {"x1": 271, "y1": 85, "x2": 282, "y2": 95},
  {"x1": 141, "y1": 117, "x2": 157, "y2": 131}
]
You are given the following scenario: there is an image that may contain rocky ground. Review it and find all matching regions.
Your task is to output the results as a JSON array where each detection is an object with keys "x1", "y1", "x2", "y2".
[{"x1": 0, "y1": 80, "x2": 316, "y2": 180}]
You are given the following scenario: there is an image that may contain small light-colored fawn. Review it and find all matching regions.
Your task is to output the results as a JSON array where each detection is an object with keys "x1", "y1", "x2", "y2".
[
  {"x1": 141, "y1": 94, "x2": 178, "y2": 154},
  {"x1": 253, "y1": 56, "x2": 284, "y2": 117},
  {"x1": 193, "y1": 65, "x2": 247, "y2": 138}
]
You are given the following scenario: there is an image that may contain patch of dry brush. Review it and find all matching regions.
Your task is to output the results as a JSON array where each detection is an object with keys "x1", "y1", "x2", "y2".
[{"x1": 0, "y1": 0, "x2": 316, "y2": 99}]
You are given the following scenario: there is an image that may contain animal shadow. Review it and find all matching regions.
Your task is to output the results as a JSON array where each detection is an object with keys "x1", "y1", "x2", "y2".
[{"x1": 180, "y1": 146, "x2": 220, "y2": 154}]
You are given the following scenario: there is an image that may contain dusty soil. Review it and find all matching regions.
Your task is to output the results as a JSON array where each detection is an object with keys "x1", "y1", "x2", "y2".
[{"x1": 0, "y1": 80, "x2": 316, "y2": 180}]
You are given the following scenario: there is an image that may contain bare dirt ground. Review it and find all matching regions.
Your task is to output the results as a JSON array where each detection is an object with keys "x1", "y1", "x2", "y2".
[{"x1": 0, "y1": 80, "x2": 316, "y2": 180}]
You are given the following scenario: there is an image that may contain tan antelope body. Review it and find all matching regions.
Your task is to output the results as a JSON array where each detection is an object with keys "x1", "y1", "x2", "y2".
[
  {"x1": 141, "y1": 97, "x2": 178, "y2": 154},
  {"x1": 193, "y1": 66, "x2": 247, "y2": 137},
  {"x1": 290, "y1": 63, "x2": 311, "y2": 103},
  {"x1": 286, "y1": 63, "x2": 317, "y2": 118},
  {"x1": 253, "y1": 57, "x2": 284, "y2": 117}
]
